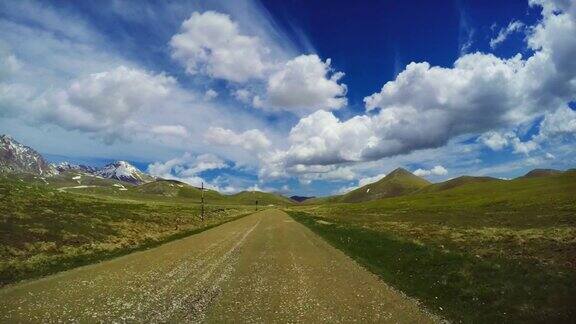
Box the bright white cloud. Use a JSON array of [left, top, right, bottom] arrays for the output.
[[260, 110, 373, 178], [41, 66, 175, 140], [183, 153, 228, 175], [264, 1, 576, 173], [413, 165, 448, 177], [260, 54, 347, 114], [490, 20, 525, 49], [511, 138, 539, 155], [205, 126, 271, 152], [2, 0, 576, 195], [480, 105, 576, 155], [170, 13, 347, 116], [147, 152, 228, 188], [170, 11, 269, 83], [538, 105, 576, 138], [479, 131, 512, 151], [0, 2, 275, 165]]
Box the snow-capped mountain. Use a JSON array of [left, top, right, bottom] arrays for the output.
[[1, 134, 155, 184], [0, 135, 56, 175], [95, 161, 154, 184], [53, 161, 98, 174]]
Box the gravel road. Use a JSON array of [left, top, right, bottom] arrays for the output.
[[0, 209, 437, 323]]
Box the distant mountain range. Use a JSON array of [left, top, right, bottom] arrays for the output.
[[0, 135, 297, 204], [307, 167, 574, 204], [54, 161, 98, 174], [94, 161, 154, 184], [1, 134, 572, 202], [0, 134, 152, 185]]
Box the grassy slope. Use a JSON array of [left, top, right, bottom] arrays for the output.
[[417, 175, 502, 193], [42, 174, 294, 207], [521, 168, 563, 178], [0, 177, 254, 286], [307, 168, 430, 204], [286, 173, 576, 323], [340, 168, 430, 203]]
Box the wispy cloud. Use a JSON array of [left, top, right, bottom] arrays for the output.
[[458, 6, 475, 55], [490, 20, 525, 49]]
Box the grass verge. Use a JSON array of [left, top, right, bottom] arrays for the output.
[[0, 177, 255, 286], [2, 211, 254, 287], [288, 210, 576, 323]]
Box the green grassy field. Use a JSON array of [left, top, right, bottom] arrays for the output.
[[37, 171, 294, 207], [0, 177, 256, 286], [286, 172, 576, 322]]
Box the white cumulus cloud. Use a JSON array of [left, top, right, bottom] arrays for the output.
[[147, 153, 228, 188], [205, 126, 271, 152], [260, 54, 347, 114], [479, 131, 512, 151], [263, 1, 576, 172], [42, 66, 176, 140], [170, 11, 269, 83], [413, 165, 448, 177]]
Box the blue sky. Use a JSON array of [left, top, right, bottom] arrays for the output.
[[0, 0, 575, 196]]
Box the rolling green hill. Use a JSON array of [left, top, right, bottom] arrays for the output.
[[520, 168, 562, 178], [44, 175, 293, 206], [417, 175, 502, 193], [131, 179, 224, 202], [335, 168, 431, 203]]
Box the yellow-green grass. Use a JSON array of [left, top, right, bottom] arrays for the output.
[[43, 174, 294, 207], [286, 172, 576, 322], [0, 177, 254, 286]]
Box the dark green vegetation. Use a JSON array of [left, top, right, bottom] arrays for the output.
[[0, 177, 257, 286], [287, 171, 576, 323]]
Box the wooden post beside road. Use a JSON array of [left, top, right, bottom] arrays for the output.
[[201, 182, 205, 221]]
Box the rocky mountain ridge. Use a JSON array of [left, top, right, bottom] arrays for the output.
[[0, 135, 56, 175], [0, 134, 153, 184]]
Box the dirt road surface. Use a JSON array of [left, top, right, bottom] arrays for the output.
[[0, 209, 437, 323]]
